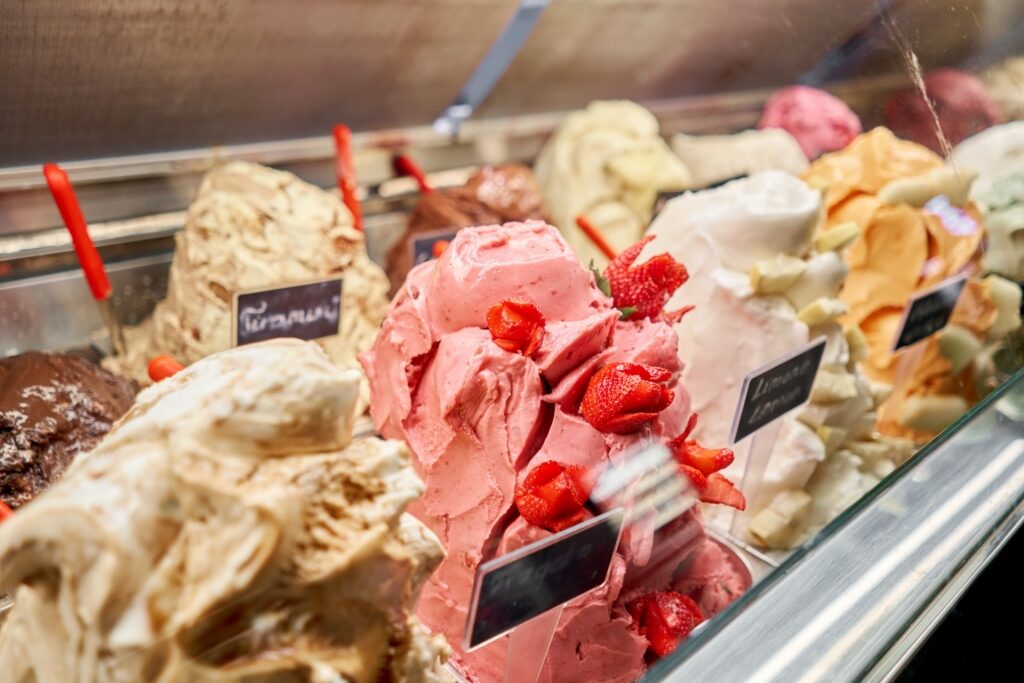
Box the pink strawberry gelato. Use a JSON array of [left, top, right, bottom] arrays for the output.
[[758, 85, 863, 159], [361, 221, 750, 682]]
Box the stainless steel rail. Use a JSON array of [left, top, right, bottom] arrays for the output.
[[651, 371, 1024, 683]]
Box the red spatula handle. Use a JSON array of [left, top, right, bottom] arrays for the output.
[[43, 163, 111, 300]]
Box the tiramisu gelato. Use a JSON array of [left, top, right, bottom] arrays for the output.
[[805, 127, 1021, 441], [642, 171, 912, 549], [361, 221, 748, 681], [535, 101, 691, 266], [757, 85, 862, 160], [884, 69, 1000, 154], [672, 129, 808, 189], [386, 164, 548, 293], [105, 161, 390, 405], [0, 351, 135, 510], [0, 339, 448, 682]]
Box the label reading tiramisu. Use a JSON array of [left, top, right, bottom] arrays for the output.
[[730, 337, 826, 444], [232, 277, 343, 347]]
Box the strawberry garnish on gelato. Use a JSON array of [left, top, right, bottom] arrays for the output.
[[487, 297, 546, 356], [514, 460, 592, 532], [668, 414, 746, 510], [627, 591, 705, 657], [605, 235, 690, 322], [360, 221, 750, 682], [581, 362, 674, 434]]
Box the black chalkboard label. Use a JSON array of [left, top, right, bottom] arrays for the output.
[[464, 508, 624, 650], [729, 337, 827, 445], [892, 275, 967, 352], [410, 228, 459, 268], [231, 277, 343, 347]]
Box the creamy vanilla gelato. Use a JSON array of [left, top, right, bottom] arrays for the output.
[[105, 162, 390, 409], [642, 171, 913, 549], [672, 129, 808, 189], [0, 339, 448, 682], [535, 100, 691, 266]]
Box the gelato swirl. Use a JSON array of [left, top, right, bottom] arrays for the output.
[[361, 221, 747, 682], [535, 101, 691, 266], [0, 339, 448, 682], [105, 161, 390, 409]]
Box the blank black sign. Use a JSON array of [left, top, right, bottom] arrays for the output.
[[233, 278, 343, 347], [410, 228, 459, 268], [893, 275, 967, 351], [730, 338, 827, 444], [464, 508, 624, 650]]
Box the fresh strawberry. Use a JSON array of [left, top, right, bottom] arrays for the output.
[[581, 363, 674, 434], [432, 239, 450, 259], [627, 591, 704, 657], [148, 354, 184, 382], [701, 474, 746, 510], [0, 501, 12, 521], [515, 461, 591, 532], [487, 298, 546, 356], [671, 439, 734, 477], [605, 236, 689, 321], [678, 464, 707, 492], [666, 414, 744, 509]]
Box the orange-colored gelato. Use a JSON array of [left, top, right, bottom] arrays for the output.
[[805, 128, 996, 441]]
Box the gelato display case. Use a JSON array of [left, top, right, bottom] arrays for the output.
[[3, 1, 1024, 681]]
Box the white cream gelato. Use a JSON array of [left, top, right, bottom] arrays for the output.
[[105, 161, 390, 409], [672, 129, 808, 189], [642, 171, 913, 550], [0, 339, 448, 683], [535, 100, 691, 266], [949, 121, 1024, 198]]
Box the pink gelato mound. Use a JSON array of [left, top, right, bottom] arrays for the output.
[[360, 221, 749, 682], [758, 85, 862, 159], [884, 68, 999, 154]]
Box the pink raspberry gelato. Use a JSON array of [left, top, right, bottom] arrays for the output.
[[360, 221, 749, 682], [758, 85, 862, 159]]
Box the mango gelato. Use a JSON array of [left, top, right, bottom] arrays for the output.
[[805, 127, 1020, 441]]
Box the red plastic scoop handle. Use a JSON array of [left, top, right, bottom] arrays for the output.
[[332, 124, 364, 232], [575, 214, 618, 261], [43, 163, 112, 301], [0, 501, 12, 521], [392, 154, 434, 193]]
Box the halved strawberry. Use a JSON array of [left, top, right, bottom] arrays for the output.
[[581, 363, 674, 434], [605, 236, 690, 321], [627, 591, 704, 657], [515, 461, 592, 532], [487, 297, 546, 356], [701, 474, 746, 510]]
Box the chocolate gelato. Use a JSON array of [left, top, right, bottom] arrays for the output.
[[0, 352, 135, 509], [386, 164, 548, 293]]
